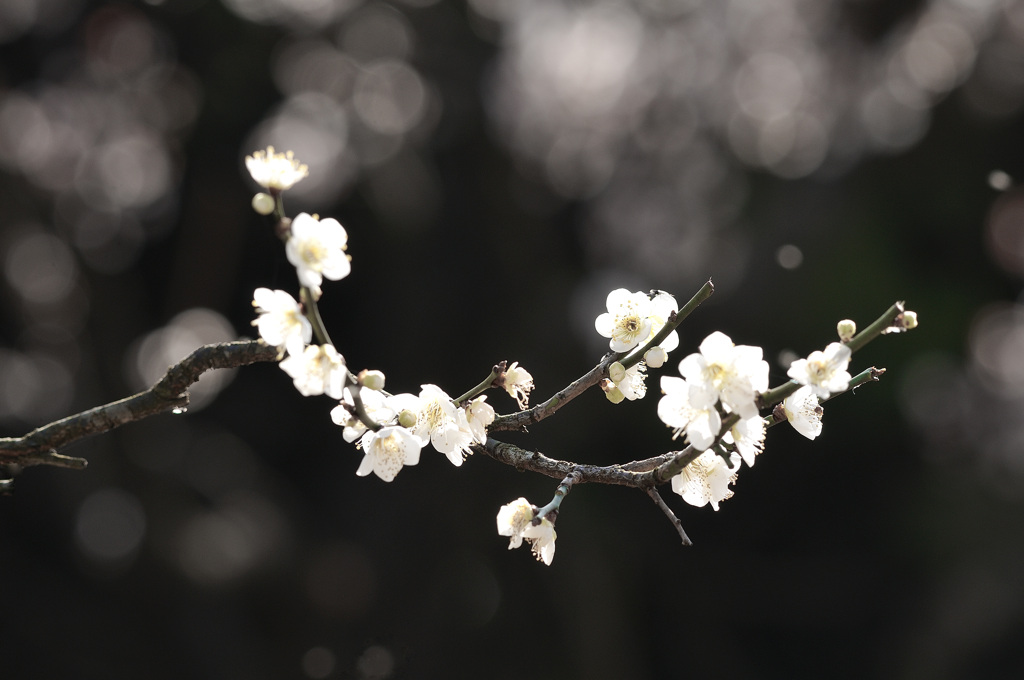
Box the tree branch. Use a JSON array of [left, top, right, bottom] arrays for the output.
[[0, 340, 279, 470]]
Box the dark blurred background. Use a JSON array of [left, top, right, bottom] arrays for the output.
[[2, 0, 1024, 678]]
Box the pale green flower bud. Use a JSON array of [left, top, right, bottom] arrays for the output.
[[608, 361, 626, 383], [644, 346, 668, 368], [600, 378, 625, 404], [398, 409, 418, 429], [901, 310, 918, 330], [359, 369, 386, 391], [252, 192, 275, 215], [836, 319, 856, 342]]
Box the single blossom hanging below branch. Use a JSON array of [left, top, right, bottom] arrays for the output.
[[1, 146, 920, 569]]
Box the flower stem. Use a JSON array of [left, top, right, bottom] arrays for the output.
[[535, 469, 583, 521], [300, 287, 334, 347], [846, 301, 905, 354], [454, 363, 505, 405]]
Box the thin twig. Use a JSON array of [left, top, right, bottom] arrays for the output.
[[646, 487, 692, 546]]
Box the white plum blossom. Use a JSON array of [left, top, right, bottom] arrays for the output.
[[724, 414, 767, 468], [787, 342, 852, 399], [645, 290, 680, 352], [286, 212, 351, 293], [671, 450, 740, 511], [678, 331, 769, 419], [245, 146, 308, 191], [783, 385, 824, 439], [251, 287, 312, 358], [408, 384, 475, 466], [613, 361, 648, 401], [496, 498, 556, 565], [595, 289, 654, 352], [279, 344, 347, 399], [465, 395, 495, 443], [503, 361, 535, 409], [355, 425, 422, 482], [331, 386, 394, 443], [523, 517, 557, 565], [657, 376, 721, 451]]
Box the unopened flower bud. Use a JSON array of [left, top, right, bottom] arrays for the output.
[[398, 409, 418, 429], [836, 319, 856, 342], [359, 369, 386, 391], [901, 310, 918, 330], [252, 192, 275, 215], [644, 346, 668, 368], [600, 378, 625, 404], [608, 361, 626, 383]]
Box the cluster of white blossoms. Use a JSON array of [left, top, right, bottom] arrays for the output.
[[244, 147, 914, 568], [246, 148, 530, 485], [651, 318, 860, 511], [496, 497, 557, 565], [595, 289, 679, 402], [325, 382, 498, 482]]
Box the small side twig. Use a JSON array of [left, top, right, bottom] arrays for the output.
[[646, 486, 692, 546]]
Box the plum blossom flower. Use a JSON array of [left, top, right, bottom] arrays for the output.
[[286, 213, 351, 293], [595, 289, 654, 352], [678, 331, 769, 419], [330, 386, 394, 443], [465, 395, 495, 443], [355, 425, 422, 482], [245, 146, 309, 191], [279, 344, 347, 398], [787, 342, 852, 399], [612, 361, 647, 401], [251, 287, 312, 358], [724, 414, 766, 467], [783, 385, 824, 439], [503, 362, 535, 409], [657, 376, 721, 451], [671, 450, 740, 510], [645, 290, 680, 352], [496, 498, 557, 565], [407, 384, 474, 465]]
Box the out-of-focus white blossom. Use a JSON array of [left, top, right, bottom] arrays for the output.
[[657, 376, 721, 451], [286, 212, 351, 294], [355, 425, 422, 482], [251, 287, 312, 358], [245, 146, 309, 191], [671, 450, 739, 511], [902, 310, 918, 330], [279, 344, 347, 399], [503, 361, 535, 409], [783, 385, 824, 439], [678, 331, 769, 419], [787, 342, 852, 399]]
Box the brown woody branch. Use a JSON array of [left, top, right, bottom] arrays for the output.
[[0, 340, 279, 470]]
